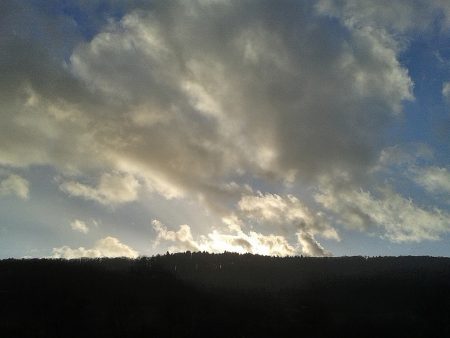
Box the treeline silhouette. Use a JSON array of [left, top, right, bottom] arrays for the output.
[[1, 253, 449, 337]]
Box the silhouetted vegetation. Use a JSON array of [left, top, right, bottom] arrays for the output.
[[1, 253, 450, 337]]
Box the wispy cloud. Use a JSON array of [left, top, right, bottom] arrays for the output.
[[0, 174, 29, 200], [70, 219, 89, 234], [52, 236, 138, 259], [60, 173, 140, 206]]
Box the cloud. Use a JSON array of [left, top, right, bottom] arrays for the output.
[[1, 1, 449, 255], [0, 174, 29, 200], [0, 2, 101, 171], [152, 219, 299, 257], [411, 166, 450, 196], [1, 0, 414, 190], [152, 217, 331, 257], [152, 220, 200, 252], [316, 186, 450, 242], [443, 82, 450, 100], [52, 236, 139, 259], [297, 232, 331, 257], [316, 0, 450, 33], [231, 191, 339, 256], [237, 192, 339, 240], [376, 144, 433, 168], [60, 172, 140, 205], [374, 144, 449, 199], [70, 219, 89, 234], [2, 0, 413, 255]]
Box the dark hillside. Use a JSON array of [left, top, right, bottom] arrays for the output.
[[1, 254, 449, 337]]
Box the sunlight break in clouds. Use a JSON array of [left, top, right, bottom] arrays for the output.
[[152, 219, 298, 257], [152, 209, 333, 257]]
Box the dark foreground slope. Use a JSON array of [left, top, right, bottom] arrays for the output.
[[1, 253, 449, 338]]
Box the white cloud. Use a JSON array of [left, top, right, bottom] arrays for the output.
[[237, 192, 339, 241], [70, 219, 89, 234], [316, 186, 450, 242], [443, 82, 450, 100], [152, 219, 298, 257], [374, 145, 449, 199], [316, 0, 450, 33], [411, 166, 450, 196], [52, 236, 139, 259], [234, 192, 339, 256], [297, 232, 331, 257], [60, 172, 140, 205], [238, 193, 307, 224], [0, 174, 29, 200], [152, 220, 200, 252], [152, 218, 330, 257], [375, 144, 433, 169]]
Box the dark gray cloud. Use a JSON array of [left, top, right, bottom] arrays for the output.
[[1, 0, 412, 178], [65, 0, 412, 186]]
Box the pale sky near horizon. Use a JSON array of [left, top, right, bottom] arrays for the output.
[[0, 0, 449, 258]]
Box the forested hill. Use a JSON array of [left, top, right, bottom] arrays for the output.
[[1, 254, 450, 338], [150, 252, 450, 290]]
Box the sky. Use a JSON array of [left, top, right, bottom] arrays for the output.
[[0, 0, 449, 259]]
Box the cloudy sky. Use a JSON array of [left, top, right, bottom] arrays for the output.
[[1, 0, 449, 258]]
